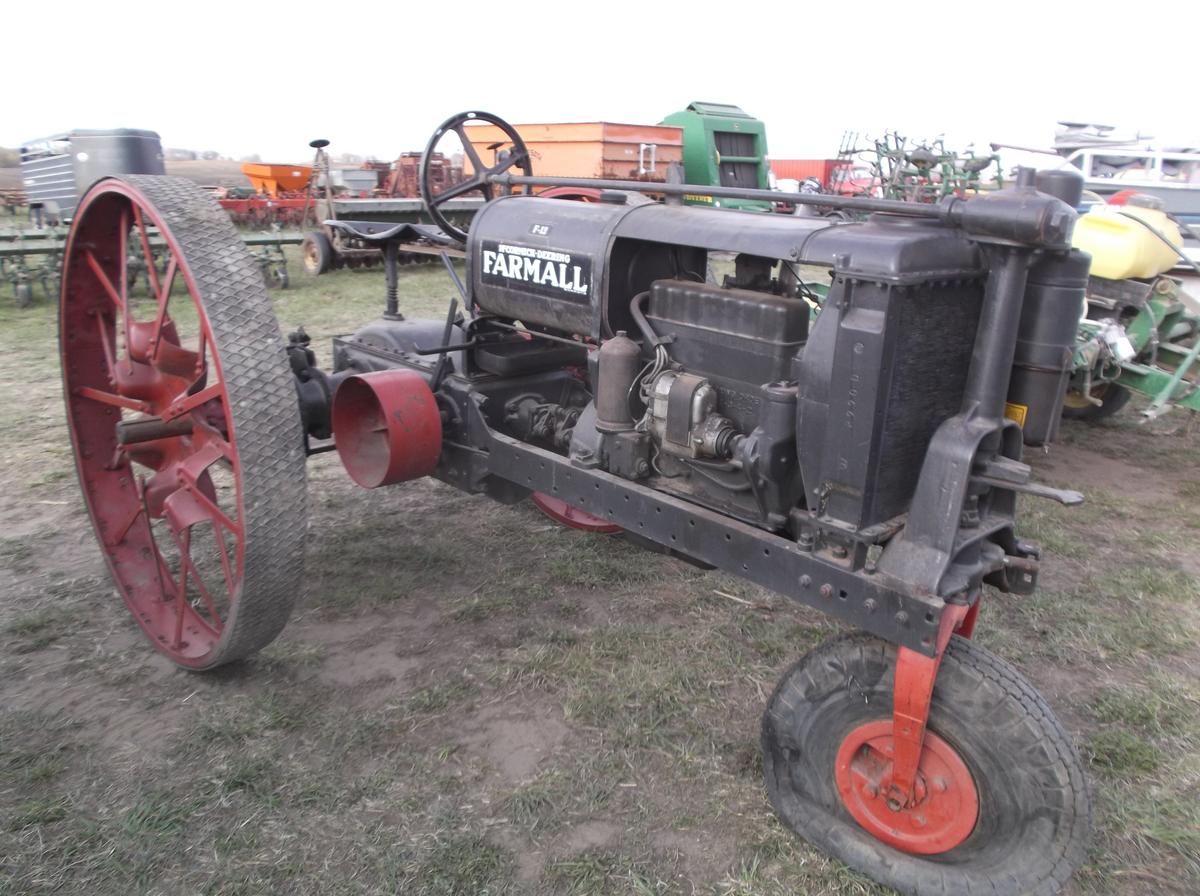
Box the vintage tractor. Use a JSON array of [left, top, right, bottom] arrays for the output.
[[58, 111, 1093, 895]]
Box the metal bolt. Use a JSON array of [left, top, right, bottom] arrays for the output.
[[933, 777, 948, 793], [799, 575, 811, 588], [895, 610, 909, 625], [913, 814, 927, 828], [886, 798, 903, 812], [820, 584, 833, 598], [863, 598, 877, 613], [831, 544, 848, 559]]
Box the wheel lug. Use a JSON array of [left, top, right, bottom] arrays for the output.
[[933, 777, 949, 793], [913, 814, 927, 827], [886, 798, 903, 812]]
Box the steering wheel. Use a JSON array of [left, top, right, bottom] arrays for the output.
[[419, 111, 533, 242]]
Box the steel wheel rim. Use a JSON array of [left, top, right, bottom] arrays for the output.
[[61, 181, 246, 667], [303, 240, 320, 272], [834, 719, 979, 855], [1062, 382, 1110, 410]]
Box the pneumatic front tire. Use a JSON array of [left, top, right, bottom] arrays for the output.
[[761, 633, 1090, 896]]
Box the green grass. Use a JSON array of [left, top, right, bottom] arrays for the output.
[[1086, 729, 1163, 775], [3, 221, 1200, 894], [3, 606, 79, 653]]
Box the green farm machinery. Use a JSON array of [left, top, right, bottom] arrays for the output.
[[1, 226, 298, 307], [830, 131, 1004, 203], [820, 139, 1200, 427]]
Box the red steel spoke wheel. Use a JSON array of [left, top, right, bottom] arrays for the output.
[[834, 719, 978, 854], [761, 634, 1090, 896], [530, 492, 622, 534], [60, 175, 307, 670]]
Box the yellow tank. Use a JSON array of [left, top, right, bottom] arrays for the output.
[[1071, 203, 1183, 280]]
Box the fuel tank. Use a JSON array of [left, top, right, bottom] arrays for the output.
[[466, 195, 636, 336]]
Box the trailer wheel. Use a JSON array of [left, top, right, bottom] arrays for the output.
[[60, 175, 307, 670], [1062, 382, 1131, 421], [762, 633, 1089, 896], [301, 230, 333, 276], [264, 265, 289, 290]]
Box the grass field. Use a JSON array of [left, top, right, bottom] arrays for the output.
[[1, 242, 1198, 895]]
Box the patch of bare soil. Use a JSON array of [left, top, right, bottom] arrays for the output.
[[2, 274, 1198, 894]]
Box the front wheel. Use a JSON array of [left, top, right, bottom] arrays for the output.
[[1062, 381, 1131, 421], [761, 633, 1090, 896]]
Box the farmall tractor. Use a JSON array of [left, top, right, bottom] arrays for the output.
[[59, 112, 1093, 895]]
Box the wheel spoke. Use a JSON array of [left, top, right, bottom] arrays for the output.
[[431, 176, 488, 204], [133, 204, 161, 298], [148, 257, 177, 365], [75, 386, 151, 413], [174, 445, 242, 535], [212, 519, 236, 601], [118, 208, 131, 352], [108, 498, 145, 548], [96, 312, 119, 385], [174, 526, 225, 633], [172, 528, 189, 648], [162, 382, 224, 422], [488, 147, 530, 177], [453, 124, 486, 174], [84, 249, 124, 312]]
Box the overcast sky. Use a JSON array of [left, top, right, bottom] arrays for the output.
[[6, 0, 1195, 166]]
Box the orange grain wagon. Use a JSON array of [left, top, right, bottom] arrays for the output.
[[462, 121, 683, 184]]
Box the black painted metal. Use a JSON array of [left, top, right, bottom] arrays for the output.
[[492, 173, 946, 218], [1008, 250, 1091, 445], [477, 407, 946, 655], [310, 166, 1085, 663]]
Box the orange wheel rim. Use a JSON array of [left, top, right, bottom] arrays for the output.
[[835, 719, 979, 854]]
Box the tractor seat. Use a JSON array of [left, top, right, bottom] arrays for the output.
[[325, 220, 458, 246]]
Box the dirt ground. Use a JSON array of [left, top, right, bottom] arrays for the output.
[[1, 247, 1198, 896]]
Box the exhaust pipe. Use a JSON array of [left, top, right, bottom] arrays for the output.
[[331, 370, 442, 488]]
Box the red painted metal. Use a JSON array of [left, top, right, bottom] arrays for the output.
[[833, 600, 978, 854], [888, 602, 969, 802], [530, 493, 622, 533], [539, 186, 603, 202], [60, 181, 244, 668], [332, 370, 442, 488], [956, 597, 981, 639], [835, 719, 979, 854], [217, 196, 315, 228], [769, 159, 849, 184]]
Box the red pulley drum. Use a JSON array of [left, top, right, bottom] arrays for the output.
[[332, 370, 442, 488]]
